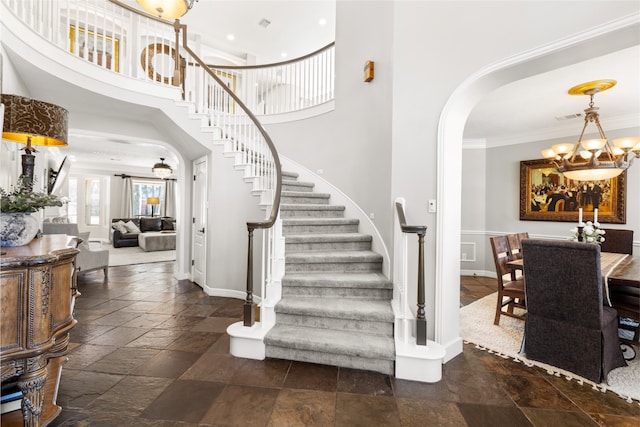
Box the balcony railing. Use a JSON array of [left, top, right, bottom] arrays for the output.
[[2, 0, 335, 116]]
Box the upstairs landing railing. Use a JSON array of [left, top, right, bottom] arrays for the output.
[[2, 0, 289, 326], [2, 0, 334, 117], [395, 200, 428, 346]]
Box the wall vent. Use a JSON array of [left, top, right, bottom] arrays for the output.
[[555, 113, 583, 121]]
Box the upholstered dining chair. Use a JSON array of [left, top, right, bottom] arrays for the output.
[[599, 228, 634, 255], [521, 239, 626, 383], [489, 235, 526, 325]]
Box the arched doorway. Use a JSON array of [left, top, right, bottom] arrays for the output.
[[434, 16, 640, 360]]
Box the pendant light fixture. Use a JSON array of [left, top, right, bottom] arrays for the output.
[[152, 157, 173, 178], [135, 0, 198, 19], [541, 80, 640, 181]]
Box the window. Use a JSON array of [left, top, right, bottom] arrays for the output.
[[85, 178, 102, 225], [68, 177, 78, 223], [133, 180, 165, 217]]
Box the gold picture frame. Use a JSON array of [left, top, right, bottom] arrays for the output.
[[70, 26, 119, 72], [208, 69, 237, 113], [519, 158, 626, 224]]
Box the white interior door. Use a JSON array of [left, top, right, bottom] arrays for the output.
[[191, 157, 207, 287]]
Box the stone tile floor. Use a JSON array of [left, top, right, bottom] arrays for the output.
[[42, 265, 640, 426]]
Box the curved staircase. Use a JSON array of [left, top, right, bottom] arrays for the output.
[[265, 172, 395, 375]]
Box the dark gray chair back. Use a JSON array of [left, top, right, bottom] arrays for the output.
[[599, 228, 634, 255], [521, 239, 626, 383]]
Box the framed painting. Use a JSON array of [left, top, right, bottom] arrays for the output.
[[70, 26, 119, 72], [519, 158, 626, 224]]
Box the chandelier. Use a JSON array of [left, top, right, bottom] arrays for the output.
[[541, 80, 640, 181], [152, 158, 173, 178], [136, 0, 198, 19]]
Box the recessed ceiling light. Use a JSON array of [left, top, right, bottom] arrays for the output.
[[318, 18, 327, 26], [227, 34, 235, 41], [281, 52, 287, 58]]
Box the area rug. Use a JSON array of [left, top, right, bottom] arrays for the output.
[[105, 244, 176, 267], [460, 293, 640, 403]]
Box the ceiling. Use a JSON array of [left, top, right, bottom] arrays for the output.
[[464, 46, 640, 148], [8, 1, 639, 172]]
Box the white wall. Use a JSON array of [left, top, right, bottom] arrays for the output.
[[460, 144, 488, 275], [265, 0, 395, 249], [206, 144, 265, 297]]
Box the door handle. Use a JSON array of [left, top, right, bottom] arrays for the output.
[[199, 227, 205, 233]]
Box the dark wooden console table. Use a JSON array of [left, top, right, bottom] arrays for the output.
[[1, 235, 80, 427]]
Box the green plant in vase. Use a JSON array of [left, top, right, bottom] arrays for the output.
[[1, 176, 63, 247]]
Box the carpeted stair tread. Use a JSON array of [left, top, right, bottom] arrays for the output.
[[282, 191, 331, 199], [265, 324, 395, 360], [280, 204, 345, 212], [275, 297, 394, 322], [283, 218, 359, 226], [265, 346, 394, 375], [285, 233, 371, 243], [286, 250, 382, 264], [282, 180, 315, 189], [282, 272, 392, 289], [282, 171, 298, 181]]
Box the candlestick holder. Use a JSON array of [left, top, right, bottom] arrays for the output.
[[577, 225, 584, 242]]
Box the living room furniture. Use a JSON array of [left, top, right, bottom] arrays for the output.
[[0, 235, 79, 426], [521, 239, 627, 383], [42, 223, 109, 276], [139, 231, 177, 252], [489, 235, 526, 325], [111, 217, 176, 248]]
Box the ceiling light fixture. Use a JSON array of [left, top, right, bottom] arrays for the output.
[[152, 157, 173, 178], [136, 0, 198, 19], [542, 80, 640, 181], [2, 94, 69, 185]]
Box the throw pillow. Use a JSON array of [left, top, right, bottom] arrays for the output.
[[161, 218, 175, 231], [78, 232, 91, 249], [112, 220, 128, 234], [123, 220, 141, 234], [140, 217, 162, 232]]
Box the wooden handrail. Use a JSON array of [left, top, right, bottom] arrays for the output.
[[177, 20, 282, 327], [395, 202, 427, 346]]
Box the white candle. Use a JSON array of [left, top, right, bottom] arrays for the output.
[[594, 208, 598, 223], [578, 208, 583, 224]]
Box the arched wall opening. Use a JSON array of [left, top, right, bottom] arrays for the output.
[[435, 14, 640, 360]]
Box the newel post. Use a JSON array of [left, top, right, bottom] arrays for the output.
[[416, 231, 427, 346], [244, 227, 255, 326]]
